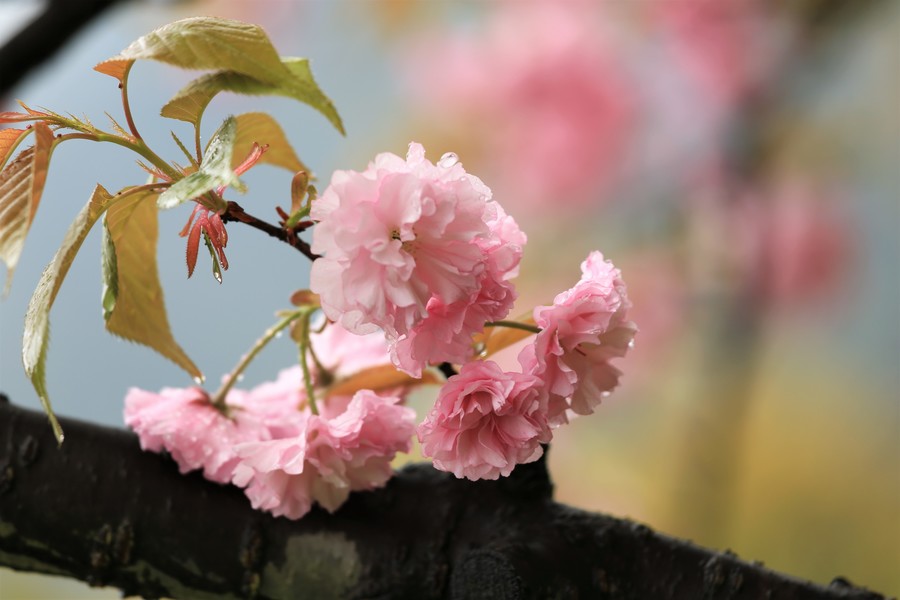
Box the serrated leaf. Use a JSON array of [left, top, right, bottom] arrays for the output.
[[23, 185, 121, 443], [0, 122, 54, 294], [95, 17, 287, 88], [232, 112, 308, 173], [157, 116, 240, 210], [326, 364, 441, 398], [1, 128, 32, 171], [104, 191, 202, 379], [160, 57, 344, 135]]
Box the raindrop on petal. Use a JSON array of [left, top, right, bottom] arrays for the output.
[[437, 152, 459, 168]]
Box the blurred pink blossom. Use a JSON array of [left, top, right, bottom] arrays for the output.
[[521, 252, 637, 426], [310, 142, 523, 377], [403, 0, 634, 211], [308, 319, 394, 381], [728, 180, 853, 309], [418, 360, 550, 481], [653, 0, 778, 111]]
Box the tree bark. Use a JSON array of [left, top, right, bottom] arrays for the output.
[[0, 395, 889, 600], [0, 0, 123, 99]]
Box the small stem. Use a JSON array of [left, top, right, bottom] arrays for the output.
[[119, 63, 142, 141], [484, 320, 541, 335], [222, 201, 319, 261], [298, 311, 319, 415], [210, 311, 304, 411]]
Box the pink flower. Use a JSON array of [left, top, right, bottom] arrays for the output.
[[310, 142, 524, 377], [521, 252, 637, 426], [233, 391, 415, 519], [391, 201, 525, 375], [417, 360, 550, 481], [308, 319, 394, 381], [124, 386, 260, 483]]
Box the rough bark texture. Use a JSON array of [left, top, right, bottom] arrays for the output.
[[0, 395, 889, 600]]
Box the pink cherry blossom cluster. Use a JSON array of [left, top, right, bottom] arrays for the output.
[[125, 326, 416, 520], [125, 142, 635, 517], [417, 251, 636, 480], [312, 143, 636, 481]]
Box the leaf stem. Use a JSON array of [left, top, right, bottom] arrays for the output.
[[484, 320, 541, 335], [119, 63, 142, 141], [210, 310, 305, 412], [297, 310, 319, 416]]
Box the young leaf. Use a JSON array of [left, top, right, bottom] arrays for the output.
[[160, 57, 344, 135], [103, 191, 202, 379], [0, 127, 32, 171], [232, 112, 309, 174], [95, 17, 287, 88], [157, 116, 240, 210], [0, 122, 54, 294], [23, 185, 121, 444], [326, 364, 441, 398], [482, 318, 539, 357]]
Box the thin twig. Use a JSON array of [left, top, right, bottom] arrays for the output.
[[222, 201, 319, 261]]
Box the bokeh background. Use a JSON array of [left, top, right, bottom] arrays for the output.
[[1, 0, 897, 597]]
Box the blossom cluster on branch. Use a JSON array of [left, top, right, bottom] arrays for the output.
[[0, 17, 635, 521], [126, 143, 636, 518]]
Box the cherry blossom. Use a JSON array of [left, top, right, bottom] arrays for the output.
[[310, 142, 524, 377], [233, 391, 415, 519], [418, 360, 550, 481], [521, 252, 637, 426]]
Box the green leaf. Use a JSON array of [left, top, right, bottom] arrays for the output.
[[95, 17, 287, 88], [232, 112, 309, 174], [23, 185, 121, 444], [157, 116, 240, 210], [103, 190, 202, 379], [0, 122, 54, 294], [160, 57, 344, 135]]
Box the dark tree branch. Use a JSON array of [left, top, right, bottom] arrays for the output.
[[0, 395, 888, 600], [222, 201, 319, 261], [0, 0, 123, 99]]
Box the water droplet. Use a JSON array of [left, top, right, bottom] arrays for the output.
[[274, 331, 284, 339], [236, 374, 245, 382], [437, 152, 459, 168], [213, 271, 223, 284], [601, 391, 611, 398], [193, 375, 205, 385], [627, 339, 635, 349]]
